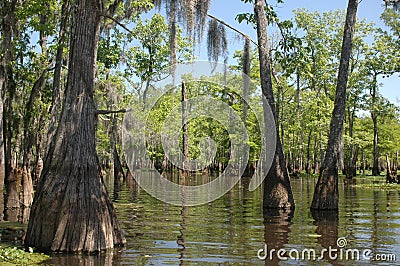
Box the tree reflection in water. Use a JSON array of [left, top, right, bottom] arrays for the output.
[[263, 208, 293, 265]]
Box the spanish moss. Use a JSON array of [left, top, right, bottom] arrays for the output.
[[194, 0, 210, 42], [153, 0, 211, 71], [207, 18, 228, 64]]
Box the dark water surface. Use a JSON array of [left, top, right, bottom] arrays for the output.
[[12, 175, 400, 265]]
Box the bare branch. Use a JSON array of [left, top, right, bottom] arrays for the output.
[[101, 14, 134, 35], [96, 109, 127, 115]]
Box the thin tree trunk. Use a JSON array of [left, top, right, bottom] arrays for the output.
[[168, 0, 177, 77], [111, 112, 125, 183], [0, 36, 6, 192], [311, 0, 358, 210], [242, 38, 251, 122], [47, 0, 70, 146], [371, 74, 380, 176], [22, 73, 46, 170], [0, 2, 7, 189], [386, 155, 396, 183], [2, 0, 17, 187], [306, 130, 312, 174], [2, 2, 19, 226], [180, 81, 189, 177], [0, 90, 4, 191], [254, 0, 294, 209], [25, 0, 125, 252]]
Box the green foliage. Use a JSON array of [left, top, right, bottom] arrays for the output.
[[140, 71, 263, 167], [0, 246, 49, 265], [123, 14, 193, 83]]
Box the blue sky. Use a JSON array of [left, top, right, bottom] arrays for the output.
[[206, 0, 399, 106]]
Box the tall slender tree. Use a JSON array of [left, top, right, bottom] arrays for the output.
[[254, 0, 294, 209], [0, 0, 15, 191], [311, 0, 358, 210], [25, 0, 125, 252], [1, 0, 17, 193]]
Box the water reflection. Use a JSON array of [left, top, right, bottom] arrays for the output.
[[0, 175, 399, 265], [44, 250, 122, 266], [177, 176, 189, 265], [262, 208, 293, 265], [311, 210, 341, 265]]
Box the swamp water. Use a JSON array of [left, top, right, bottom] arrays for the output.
[[2, 175, 400, 265]]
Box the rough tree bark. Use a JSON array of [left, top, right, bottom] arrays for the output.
[[311, 0, 358, 210], [25, 0, 126, 252], [254, 0, 294, 209]]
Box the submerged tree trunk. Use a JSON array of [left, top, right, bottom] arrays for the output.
[[311, 0, 358, 210], [25, 0, 125, 252], [254, 0, 294, 209]]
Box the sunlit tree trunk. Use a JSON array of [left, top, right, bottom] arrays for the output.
[[254, 0, 294, 209], [25, 0, 126, 252], [311, 0, 358, 210]]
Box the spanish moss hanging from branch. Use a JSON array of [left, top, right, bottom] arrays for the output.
[[207, 18, 228, 64], [153, 0, 211, 73], [193, 0, 210, 43], [181, 0, 196, 35]]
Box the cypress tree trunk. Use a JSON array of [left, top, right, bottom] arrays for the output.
[[25, 0, 125, 252], [311, 0, 358, 210], [254, 0, 294, 209]]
